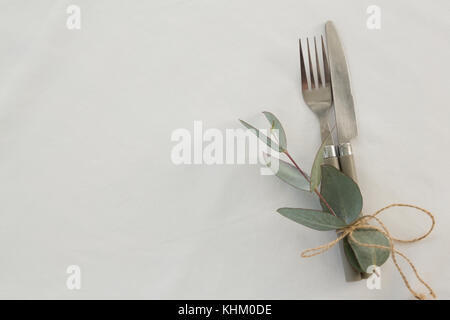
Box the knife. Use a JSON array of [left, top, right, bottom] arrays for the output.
[[325, 21, 362, 282], [325, 21, 358, 184]]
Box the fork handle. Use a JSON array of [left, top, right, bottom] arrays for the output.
[[337, 142, 363, 281], [338, 143, 357, 182], [323, 145, 340, 169]]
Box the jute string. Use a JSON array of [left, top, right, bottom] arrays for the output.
[[301, 203, 436, 300]]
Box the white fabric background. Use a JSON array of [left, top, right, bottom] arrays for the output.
[[0, 0, 449, 299]]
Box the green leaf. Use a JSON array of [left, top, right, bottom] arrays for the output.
[[343, 236, 364, 273], [264, 154, 310, 191], [277, 208, 348, 231], [239, 119, 282, 152], [320, 165, 363, 224], [347, 228, 390, 272], [310, 134, 332, 192], [262, 111, 287, 151]]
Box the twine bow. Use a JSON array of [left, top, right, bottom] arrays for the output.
[[301, 203, 436, 300]]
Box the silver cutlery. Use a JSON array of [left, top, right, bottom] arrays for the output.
[[299, 22, 361, 282], [325, 21, 362, 281]]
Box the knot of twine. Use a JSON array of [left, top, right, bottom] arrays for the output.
[[301, 203, 436, 300]]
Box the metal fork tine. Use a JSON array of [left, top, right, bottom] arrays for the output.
[[306, 38, 316, 89], [299, 39, 308, 91], [314, 37, 322, 88], [321, 35, 331, 86], [300, 33, 332, 145], [306, 38, 315, 89]]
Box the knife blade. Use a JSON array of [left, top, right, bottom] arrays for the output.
[[326, 21, 359, 185], [325, 21, 357, 144]]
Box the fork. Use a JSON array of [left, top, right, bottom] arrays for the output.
[[300, 35, 361, 282], [299, 37, 339, 169]]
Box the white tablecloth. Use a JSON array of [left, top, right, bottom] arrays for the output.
[[0, 0, 449, 299]]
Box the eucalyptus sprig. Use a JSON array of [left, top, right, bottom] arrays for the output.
[[240, 112, 390, 273], [240, 112, 337, 216]]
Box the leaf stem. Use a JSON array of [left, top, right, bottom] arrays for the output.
[[284, 151, 337, 217]]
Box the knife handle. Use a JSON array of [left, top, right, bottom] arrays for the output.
[[338, 240, 362, 282], [338, 143, 357, 182], [322, 145, 340, 170], [323, 144, 361, 281]]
